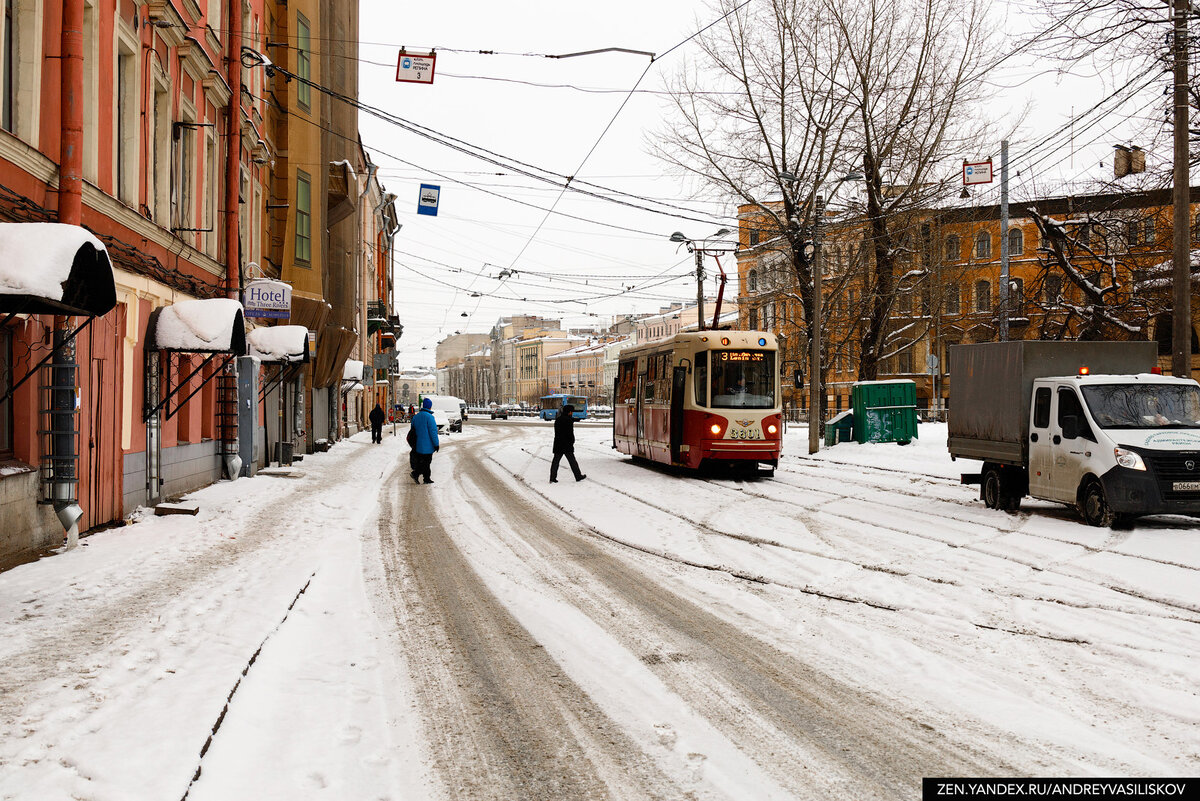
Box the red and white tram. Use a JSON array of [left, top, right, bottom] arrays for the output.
[[613, 331, 782, 472]]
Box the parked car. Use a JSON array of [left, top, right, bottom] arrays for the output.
[[421, 395, 464, 433], [490, 405, 508, 419]]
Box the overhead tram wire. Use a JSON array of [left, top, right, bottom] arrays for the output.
[[242, 87, 677, 238], [239, 58, 738, 229]]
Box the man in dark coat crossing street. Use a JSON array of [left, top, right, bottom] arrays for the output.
[[550, 404, 586, 483]]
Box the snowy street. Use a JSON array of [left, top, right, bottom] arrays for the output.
[[1, 421, 1197, 800]]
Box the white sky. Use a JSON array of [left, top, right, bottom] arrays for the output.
[[356, 1, 1165, 369]]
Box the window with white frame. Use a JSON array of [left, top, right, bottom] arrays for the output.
[[82, 0, 97, 182], [974, 231, 991, 259], [152, 76, 170, 223], [115, 31, 138, 204], [205, 133, 217, 255], [0, 0, 41, 144]]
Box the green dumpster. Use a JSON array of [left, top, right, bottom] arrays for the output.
[[825, 410, 854, 446], [851, 380, 918, 445]]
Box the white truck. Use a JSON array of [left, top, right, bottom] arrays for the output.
[[420, 394, 464, 433], [948, 341, 1200, 526]]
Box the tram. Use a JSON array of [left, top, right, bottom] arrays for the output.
[[613, 331, 782, 472]]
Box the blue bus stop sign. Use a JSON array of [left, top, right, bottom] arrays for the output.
[[417, 184, 440, 216]]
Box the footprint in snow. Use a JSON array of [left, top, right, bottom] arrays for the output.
[[653, 723, 677, 749], [337, 725, 362, 744]]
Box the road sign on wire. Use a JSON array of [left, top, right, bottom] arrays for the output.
[[417, 184, 440, 217], [962, 159, 993, 185], [396, 50, 436, 84]]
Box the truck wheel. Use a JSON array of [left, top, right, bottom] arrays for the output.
[[982, 467, 1004, 510], [1079, 479, 1115, 527]]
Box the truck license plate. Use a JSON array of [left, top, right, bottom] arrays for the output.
[[1173, 481, 1200, 491]]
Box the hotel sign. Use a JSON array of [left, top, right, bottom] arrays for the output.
[[243, 279, 291, 319]]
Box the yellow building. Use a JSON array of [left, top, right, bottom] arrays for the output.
[[738, 187, 1200, 416]]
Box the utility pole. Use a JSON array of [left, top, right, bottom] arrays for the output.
[[1172, 0, 1192, 377], [809, 194, 824, 455], [999, 140, 1010, 342], [694, 247, 706, 331]]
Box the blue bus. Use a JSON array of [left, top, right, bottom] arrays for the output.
[[539, 394, 588, 421]]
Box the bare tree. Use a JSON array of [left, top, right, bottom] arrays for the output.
[[658, 0, 999, 422], [823, 0, 997, 379], [1026, 207, 1164, 340], [654, 0, 858, 421]]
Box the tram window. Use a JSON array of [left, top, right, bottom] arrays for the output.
[[710, 350, 776, 409], [617, 361, 636, 403], [694, 351, 708, 407]]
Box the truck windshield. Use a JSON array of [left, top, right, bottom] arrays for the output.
[[710, 350, 775, 409], [1081, 384, 1200, 428]]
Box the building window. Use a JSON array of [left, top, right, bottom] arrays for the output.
[[2, 0, 13, 132], [975, 280, 991, 312], [1007, 277, 1024, 315], [747, 268, 757, 292], [896, 342, 913, 374], [116, 42, 137, 204], [897, 290, 912, 314], [295, 170, 312, 263], [974, 231, 991, 259], [944, 282, 960, 314], [749, 229, 759, 246], [748, 306, 758, 329], [152, 77, 170, 223], [0, 325, 10, 456], [297, 14, 311, 109], [1143, 217, 1155, 246], [1044, 273, 1062, 304], [205, 134, 217, 256], [1007, 227, 1023, 256], [173, 119, 195, 232]]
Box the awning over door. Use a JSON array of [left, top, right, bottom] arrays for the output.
[[150, 298, 247, 355], [0, 222, 116, 316], [247, 325, 310, 364]]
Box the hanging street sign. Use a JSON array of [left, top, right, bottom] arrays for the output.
[[417, 184, 440, 217], [962, 159, 994, 185], [396, 50, 436, 85], [243, 278, 291, 319]]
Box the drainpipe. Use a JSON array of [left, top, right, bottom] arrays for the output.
[[53, 0, 85, 546], [224, 0, 244, 479]]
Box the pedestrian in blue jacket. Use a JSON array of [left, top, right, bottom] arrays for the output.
[[408, 397, 440, 484]]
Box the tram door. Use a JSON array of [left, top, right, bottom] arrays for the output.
[[670, 366, 686, 463], [635, 372, 646, 455]]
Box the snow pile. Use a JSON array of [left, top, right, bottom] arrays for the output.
[[0, 222, 107, 301], [247, 325, 308, 362], [154, 298, 243, 352]]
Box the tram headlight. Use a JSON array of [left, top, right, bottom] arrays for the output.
[[710, 423, 722, 435], [767, 423, 777, 435]]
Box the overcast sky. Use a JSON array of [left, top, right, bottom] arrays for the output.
[[356, 0, 1158, 369]]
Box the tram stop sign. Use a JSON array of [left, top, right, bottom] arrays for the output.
[[396, 51, 436, 84]]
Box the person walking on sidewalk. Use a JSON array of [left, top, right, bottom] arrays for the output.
[[550, 404, 586, 483], [408, 397, 440, 484], [369, 403, 385, 443]]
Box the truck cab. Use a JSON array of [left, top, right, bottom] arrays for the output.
[[1025, 374, 1200, 525]]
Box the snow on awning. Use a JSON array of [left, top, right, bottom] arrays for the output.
[[342, 359, 364, 381], [151, 298, 247, 354], [247, 324, 309, 363], [0, 222, 116, 316]]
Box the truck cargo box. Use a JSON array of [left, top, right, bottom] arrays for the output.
[[947, 341, 1157, 465]]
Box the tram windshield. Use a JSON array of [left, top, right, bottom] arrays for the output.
[[709, 350, 775, 409]]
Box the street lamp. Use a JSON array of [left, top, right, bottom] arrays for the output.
[[670, 228, 733, 331], [783, 171, 862, 455]]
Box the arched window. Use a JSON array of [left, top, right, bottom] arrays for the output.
[[944, 283, 961, 314], [975, 280, 992, 312], [975, 231, 992, 259], [945, 235, 960, 262], [1007, 277, 1024, 315], [747, 268, 757, 292], [1044, 273, 1062, 305], [1007, 228, 1023, 256]]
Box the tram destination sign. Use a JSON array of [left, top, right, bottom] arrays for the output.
[[719, 351, 766, 362]]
